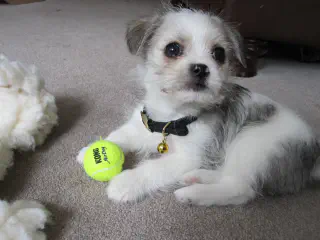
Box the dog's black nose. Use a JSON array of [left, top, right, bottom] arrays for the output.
[[190, 64, 210, 80]]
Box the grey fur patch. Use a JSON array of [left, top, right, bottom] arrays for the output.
[[216, 82, 250, 124], [202, 83, 253, 168], [246, 103, 276, 123], [263, 139, 320, 195], [126, 16, 162, 58], [201, 83, 278, 170], [215, 83, 277, 127]]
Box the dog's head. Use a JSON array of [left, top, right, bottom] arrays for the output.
[[126, 6, 245, 108]]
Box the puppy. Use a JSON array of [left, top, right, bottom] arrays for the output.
[[78, 7, 320, 206]]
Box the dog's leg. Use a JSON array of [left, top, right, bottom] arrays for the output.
[[180, 169, 222, 185], [76, 120, 139, 164], [106, 118, 142, 154], [175, 122, 274, 206], [107, 152, 199, 202], [174, 131, 265, 206], [176, 111, 304, 206], [175, 177, 256, 206], [76, 146, 89, 164], [76, 108, 145, 164]]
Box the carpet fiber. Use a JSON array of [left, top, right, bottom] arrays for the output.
[[0, 0, 320, 239]]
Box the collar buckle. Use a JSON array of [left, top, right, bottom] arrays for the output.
[[140, 111, 152, 132]]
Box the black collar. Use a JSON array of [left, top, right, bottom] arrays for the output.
[[140, 108, 198, 136]]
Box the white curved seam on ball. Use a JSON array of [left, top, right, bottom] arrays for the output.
[[91, 161, 123, 177]]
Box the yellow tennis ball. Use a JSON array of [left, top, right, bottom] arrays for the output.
[[83, 140, 124, 182]]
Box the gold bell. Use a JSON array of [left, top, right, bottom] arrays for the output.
[[157, 140, 169, 154], [157, 121, 171, 154]]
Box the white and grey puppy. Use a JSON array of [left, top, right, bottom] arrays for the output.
[[77, 7, 320, 206]]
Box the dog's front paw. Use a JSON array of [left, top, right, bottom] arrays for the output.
[[107, 170, 144, 202], [174, 186, 196, 205], [174, 185, 211, 206], [76, 146, 88, 164]]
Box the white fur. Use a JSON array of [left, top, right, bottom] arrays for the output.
[[0, 200, 49, 240], [145, 10, 228, 110], [77, 9, 319, 205], [175, 98, 314, 205], [0, 54, 58, 238]]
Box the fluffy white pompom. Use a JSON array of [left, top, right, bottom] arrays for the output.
[[0, 200, 50, 240], [0, 54, 58, 150], [0, 54, 57, 239]]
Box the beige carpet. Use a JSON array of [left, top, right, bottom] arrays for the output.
[[1, 0, 320, 239]]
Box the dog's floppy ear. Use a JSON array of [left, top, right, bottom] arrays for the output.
[[126, 15, 160, 58], [223, 23, 246, 68]]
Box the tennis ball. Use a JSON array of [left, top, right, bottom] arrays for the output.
[[83, 140, 124, 182]]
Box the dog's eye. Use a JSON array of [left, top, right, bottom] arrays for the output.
[[164, 42, 183, 58], [211, 47, 225, 64]]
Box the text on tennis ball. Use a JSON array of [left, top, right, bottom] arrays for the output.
[[93, 147, 110, 164]]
